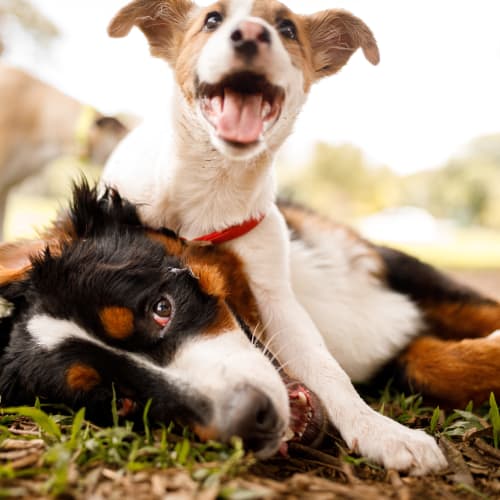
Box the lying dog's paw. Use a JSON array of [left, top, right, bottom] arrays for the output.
[[346, 411, 447, 475]]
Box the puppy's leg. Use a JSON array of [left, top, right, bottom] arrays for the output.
[[259, 291, 446, 474], [232, 207, 446, 474], [397, 334, 500, 408]]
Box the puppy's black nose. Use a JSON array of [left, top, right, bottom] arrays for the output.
[[229, 385, 280, 453], [231, 21, 271, 60]]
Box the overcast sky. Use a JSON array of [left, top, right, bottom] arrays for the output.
[[4, 0, 500, 174]]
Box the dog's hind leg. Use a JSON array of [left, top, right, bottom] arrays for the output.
[[396, 334, 500, 408], [378, 246, 500, 340]]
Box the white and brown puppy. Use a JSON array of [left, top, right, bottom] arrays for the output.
[[0, 63, 128, 240], [101, 0, 450, 473]]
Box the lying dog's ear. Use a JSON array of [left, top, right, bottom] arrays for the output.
[[306, 9, 379, 80], [0, 240, 47, 282], [108, 0, 195, 62], [0, 240, 47, 306]]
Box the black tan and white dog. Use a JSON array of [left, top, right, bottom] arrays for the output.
[[99, 0, 500, 474], [1, 184, 500, 470], [0, 184, 326, 458]]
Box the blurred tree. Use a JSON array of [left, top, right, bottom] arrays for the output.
[[0, 0, 59, 51], [278, 134, 500, 229], [278, 142, 400, 222], [403, 135, 500, 228]]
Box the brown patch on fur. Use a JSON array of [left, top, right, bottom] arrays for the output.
[[108, 0, 195, 62], [423, 302, 500, 340], [185, 256, 240, 335], [99, 306, 135, 339], [205, 301, 238, 336], [248, 0, 315, 91], [304, 9, 379, 79], [189, 262, 227, 298], [147, 230, 186, 257], [66, 363, 101, 392], [193, 423, 219, 441], [0, 266, 28, 287], [398, 335, 500, 408], [183, 243, 261, 336]]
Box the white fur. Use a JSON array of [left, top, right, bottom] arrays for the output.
[[102, 0, 447, 474], [289, 222, 423, 382]]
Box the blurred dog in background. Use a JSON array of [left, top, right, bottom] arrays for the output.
[[0, 63, 128, 240]]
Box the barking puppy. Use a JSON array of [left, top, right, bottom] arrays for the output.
[[101, 0, 500, 473], [0, 184, 326, 457]]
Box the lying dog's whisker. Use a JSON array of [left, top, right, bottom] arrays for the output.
[[261, 327, 289, 361], [275, 356, 301, 376]]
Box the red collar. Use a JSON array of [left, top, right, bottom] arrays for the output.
[[193, 214, 265, 245]]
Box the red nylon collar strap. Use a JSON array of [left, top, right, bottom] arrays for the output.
[[193, 214, 265, 245]]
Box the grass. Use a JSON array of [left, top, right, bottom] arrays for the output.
[[0, 403, 250, 498], [2, 386, 500, 499], [379, 227, 500, 269]]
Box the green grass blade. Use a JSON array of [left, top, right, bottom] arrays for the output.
[[1, 406, 61, 440], [489, 392, 500, 448]]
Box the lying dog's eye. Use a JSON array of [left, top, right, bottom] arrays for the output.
[[204, 11, 223, 32], [277, 19, 297, 40], [152, 297, 172, 327]]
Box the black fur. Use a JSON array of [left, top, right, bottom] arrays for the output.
[[377, 245, 496, 307]]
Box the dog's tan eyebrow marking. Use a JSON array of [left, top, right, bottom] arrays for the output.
[[99, 306, 135, 340], [66, 363, 101, 392], [146, 231, 185, 257]]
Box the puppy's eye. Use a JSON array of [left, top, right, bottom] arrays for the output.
[[277, 19, 297, 40], [204, 11, 223, 32], [152, 298, 172, 327]]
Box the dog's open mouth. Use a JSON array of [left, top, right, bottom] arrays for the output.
[[282, 375, 327, 452], [198, 72, 284, 146]]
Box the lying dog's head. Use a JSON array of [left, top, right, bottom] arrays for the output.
[[108, 0, 379, 160], [0, 183, 324, 456]]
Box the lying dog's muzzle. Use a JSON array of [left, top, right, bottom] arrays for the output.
[[194, 383, 285, 457]]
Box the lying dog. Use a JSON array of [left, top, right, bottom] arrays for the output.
[[1, 183, 499, 468], [0, 63, 128, 240], [0, 183, 326, 457]]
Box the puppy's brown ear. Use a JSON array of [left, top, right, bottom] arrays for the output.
[[108, 0, 195, 62], [306, 9, 379, 80]]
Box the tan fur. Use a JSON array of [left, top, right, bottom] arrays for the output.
[[108, 0, 195, 62], [399, 335, 500, 408], [422, 302, 500, 340], [66, 363, 101, 392], [305, 9, 379, 78], [99, 306, 135, 340]]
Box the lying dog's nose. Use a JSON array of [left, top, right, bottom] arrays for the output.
[[229, 385, 281, 452], [231, 21, 271, 59]]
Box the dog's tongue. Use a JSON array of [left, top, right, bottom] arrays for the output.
[[216, 89, 263, 144]]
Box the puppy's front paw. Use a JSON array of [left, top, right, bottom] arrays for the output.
[[346, 413, 447, 475]]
